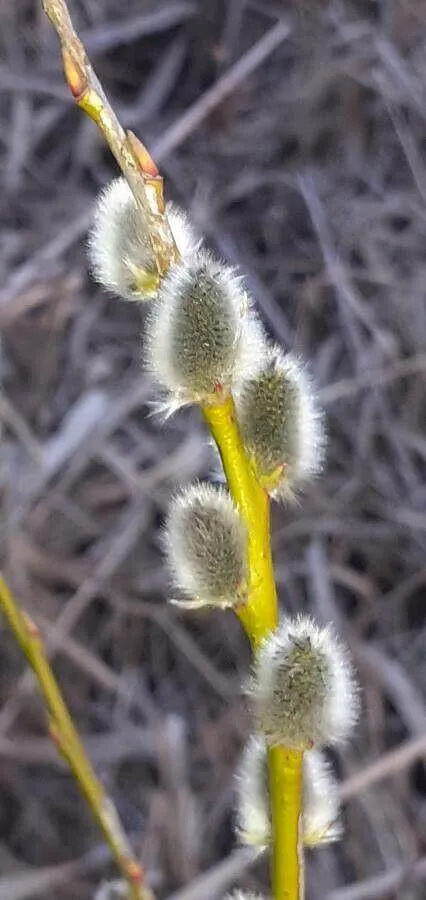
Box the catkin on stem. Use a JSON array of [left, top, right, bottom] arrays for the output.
[[236, 735, 342, 849], [250, 615, 359, 749], [235, 346, 324, 500], [89, 178, 198, 301], [165, 482, 248, 609], [145, 252, 265, 407]]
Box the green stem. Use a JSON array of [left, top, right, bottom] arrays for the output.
[[0, 574, 153, 900]]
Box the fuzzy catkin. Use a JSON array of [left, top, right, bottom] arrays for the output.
[[88, 177, 198, 300], [250, 615, 358, 749], [144, 251, 265, 406], [235, 346, 324, 500], [165, 482, 248, 609]]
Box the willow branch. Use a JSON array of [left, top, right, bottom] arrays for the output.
[[39, 2, 303, 894], [202, 395, 304, 899], [42, 0, 179, 286], [0, 574, 154, 900]]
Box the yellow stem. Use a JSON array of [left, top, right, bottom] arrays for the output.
[[202, 393, 304, 899], [201, 394, 278, 646], [0, 574, 154, 900], [269, 747, 304, 900]]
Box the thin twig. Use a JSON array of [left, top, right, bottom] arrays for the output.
[[0, 15, 291, 312], [0, 574, 154, 900], [41, 0, 178, 287]]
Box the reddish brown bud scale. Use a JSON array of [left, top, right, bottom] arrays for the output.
[[23, 613, 40, 638], [124, 859, 143, 883], [127, 130, 159, 179], [62, 47, 86, 101]]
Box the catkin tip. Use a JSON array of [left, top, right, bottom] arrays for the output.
[[165, 481, 248, 610], [236, 345, 325, 501], [250, 615, 359, 749], [144, 251, 266, 405], [88, 177, 199, 301]]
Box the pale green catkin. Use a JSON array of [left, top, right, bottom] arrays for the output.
[[165, 482, 248, 609], [89, 177, 156, 298], [270, 635, 328, 745], [145, 251, 264, 404], [250, 615, 358, 749], [236, 346, 324, 499], [89, 177, 198, 301]]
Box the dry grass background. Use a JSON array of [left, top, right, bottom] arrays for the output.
[[1, 1, 426, 898]]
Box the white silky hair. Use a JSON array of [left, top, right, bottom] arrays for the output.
[[144, 250, 266, 406], [235, 345, 325, 503], [88, 177, 199, 300], [236, 735, 270, 849], [164, 481, 248, 609], [250, 615, 359, 749], [236, 736, 342, 850], [303, 747, 342, 845]]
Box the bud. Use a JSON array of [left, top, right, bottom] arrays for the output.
[[165, 482, 248, 609], [144, 252, 265, 406], [88, 177, 199, 300], [249, 616, 358, 749], [235, 346, 324, 500], [236, 736, 341, 849]]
